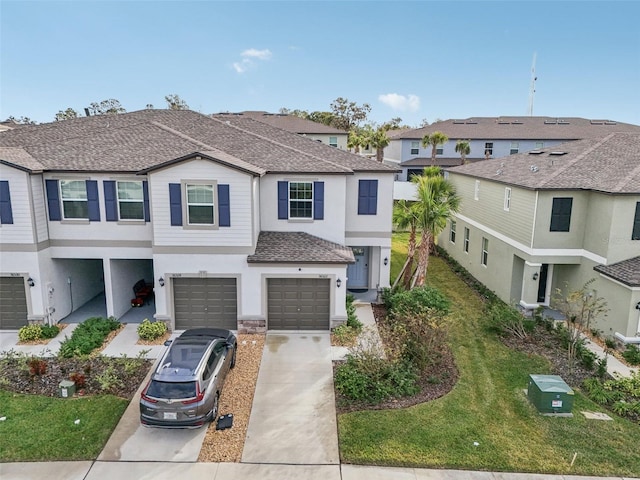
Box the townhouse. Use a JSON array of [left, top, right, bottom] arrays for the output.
[[0, 110, 396, 332]]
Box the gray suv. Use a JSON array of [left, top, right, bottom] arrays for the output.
[[140, 328, 237, 428]]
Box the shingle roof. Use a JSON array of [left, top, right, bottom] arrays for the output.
[[216, 111, 348, 135], [401, 157, 469, 167], [447, 133, 640, 194], [247, 231, 355, 264], [0, 147, 45, 172], [0, 109, 396, 175], [393, 116, 640, 141], [594, 257, 640, 287]]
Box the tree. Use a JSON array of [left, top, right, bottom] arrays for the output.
[[383, 117, 403, 130], [364, 126, 390, 162], [87, 99, 126, 116], [55, 108, 79, 122], [165, 94, 189, 110], [411, 167, 460, 287], [6, 115, 37, 125], [553, 279, 609, 374], [455, 139, 471, 165], [392, 199, 419, 290], [347, 129, 365, 153], [329, 97, 370, 131], [421, 131, 449, 165]]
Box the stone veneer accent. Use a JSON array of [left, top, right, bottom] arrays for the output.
[[238, 319, 267, 334]]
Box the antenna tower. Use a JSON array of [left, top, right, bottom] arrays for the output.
[[528, 52, 537, 116]]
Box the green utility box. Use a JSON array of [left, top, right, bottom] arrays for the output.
[[527, 374, 574, 414], [58, 380, 76, 398]]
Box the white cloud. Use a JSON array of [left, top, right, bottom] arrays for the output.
[[378, 93, 421, 112], [241, 48, 272, 60], [233, 59, 251, 73]]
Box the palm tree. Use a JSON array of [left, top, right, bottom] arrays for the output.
[[421, 131, 449, 165], [369, 126, 390, 162], [455, 139, 471, 165], [347, 129, 363, 153], [392, 199, 419, 289], [411, 168, 460, 287]]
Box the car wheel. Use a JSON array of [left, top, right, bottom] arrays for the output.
[[209, 392, 219, 422], [230, 346, 237, 369]]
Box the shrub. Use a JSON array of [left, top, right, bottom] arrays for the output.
[[332, 324, 359, 346], [40, 324, 60, 339], [95, 365, 123, 393], [58, 316, 120, 358], [137, 319, 167, 341], [18, 324, 42, 342], [27, 357, 47, 376], [345, 295, 362, 331], [622, 344, 640, 366], [69, 372, 86, 388], [388, 285, 450, 317], [486, 302, 532, 339]]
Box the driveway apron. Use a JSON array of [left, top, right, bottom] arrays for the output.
[[241, 332, 339, 464]]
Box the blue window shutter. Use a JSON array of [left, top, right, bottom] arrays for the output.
[[218, 184, 230, 227], [104, 181, 118, 221], [87, 180, 100, 221], [277, 181, 288, 219], [169, 183, 182, 226], [358, 180, 378, 215], [45, 179, 61, 221], [143, 181, 150, 222], [0, 181, 13, 224], [313, 181, 324, 220]]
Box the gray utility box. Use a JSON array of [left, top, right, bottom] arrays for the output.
[[527, 374, 574, 414], [58, 380, 76, 398]]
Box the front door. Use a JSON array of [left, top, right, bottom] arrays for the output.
[[537, 264, 549, 303], [347, 247, 369, 289]]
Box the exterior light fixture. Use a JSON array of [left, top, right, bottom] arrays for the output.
[[336, 278, 342, 288], [27, 277, 35, 287], [533, 273, 539, 281], [159, 277, 165, 287], [384, 257, 389, 266]]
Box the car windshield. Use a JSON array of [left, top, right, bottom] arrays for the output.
[[146, 380, 196, 399]]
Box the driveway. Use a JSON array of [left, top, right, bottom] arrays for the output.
[[241, 332, 339, 464]]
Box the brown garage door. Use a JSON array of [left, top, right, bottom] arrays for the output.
[[0, 277, 28, 329], [174, 278, 237, 330], [268, 278, 330, 330]]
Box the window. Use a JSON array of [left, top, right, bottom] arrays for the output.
[[289, 182, 313, 219], [484, 142, 493, 156], [504, 187, 511, 211], [535, 141, 544, 149], [450, 220, 456, 243], [463, 227, 470, 253], [510, 142, 519, 155], [436, 147, 444, 155], [117, 181, 144, 220], [60, 180, 88, 219], [481, 237, 489, 266], [474, 180, 480, 201], [410, 141, 419, 155], [186, 184, 215, 225], [632, 202, 640, 240], [358, 180, 378, 215], [550, 197, 573, 232], [329, 136, 338, 148], [0, 180, 13, 224]]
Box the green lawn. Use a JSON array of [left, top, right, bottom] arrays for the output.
[[338, 233, 640, 476], [0, 391, 128, 461]]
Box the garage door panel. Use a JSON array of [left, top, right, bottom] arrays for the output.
[[174, 278, 237, 330], [268, 278, 329, 330], [0, 277, 28, 329]]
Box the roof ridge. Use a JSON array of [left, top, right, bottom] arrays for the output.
[[301, 232, 354, 262], [539, 133, 616, 188], [209, 117, 353, 174]]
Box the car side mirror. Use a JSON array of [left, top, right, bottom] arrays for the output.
[[163, 339, 173, 347]]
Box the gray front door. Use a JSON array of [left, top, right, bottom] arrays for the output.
[[0, 277, 28, 329], [268, 278, 330, 330], [174, 278, 237, 330], [347, 246, 369, 288]]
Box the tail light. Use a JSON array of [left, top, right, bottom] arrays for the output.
[[182, 383, 205, 405], [140, 381, 158, 403]]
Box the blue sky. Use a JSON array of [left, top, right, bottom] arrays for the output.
[[2, 1, 639, 127]]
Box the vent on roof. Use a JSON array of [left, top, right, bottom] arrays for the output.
[[453, 120, 465, 124], [558, 120, 570, 124], [544, 119, 557, 124], [465, 120, 477, 124], [590, 120, 605, 125], [549, 151, 567, 156], [498, 121, 509, 125], [605, 121, 617, 125], [495, 169, 503, 176], [530, 165, 539, 172], [511, 121, 523, 124], [529, 150, 544, 155]]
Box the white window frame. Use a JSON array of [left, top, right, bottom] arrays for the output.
[[450, 220, 456, 243], [535, 141, 544, 149], [463, 227, 470, 253], [410, 141, 419, 155], [117, 180, 144, 220], [481, 237, 489, 266], [329, 136, 338, 147], [504, 187, 512, 211], [484, 142, 493, 156], [60, 180, 88, 219], [474, 180, 480, 201], [510, 142, 519, 155], [186, 182, 215, 225], [289, 181, 314, 219], [436, 146, 444, 155]]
